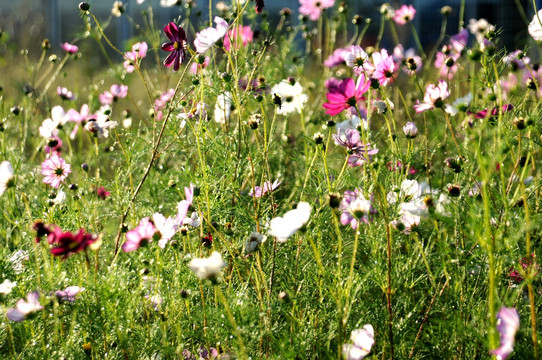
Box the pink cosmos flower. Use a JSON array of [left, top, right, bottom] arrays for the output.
[[343, 324, 374, 360], [67, 104, 91, 124], [123, 217, 157, 252], [41, 154, 71, 188], [190, 56, 210, 74], [194, 16, 229, 53], [393, 5, 416, 25], [96, 186, 110, 200], [177, 184, 195, 225], [490, 307, 520, 360], [44, 135, 62, 155], [124, 41, 148, 73], [345, 46, 374, 76], [347, 144, 379, 167], [61, 42, 78, 54], [55, 286, 85, 302], [223, 25, 253, 52], [299, 0, 335, 21], [7, 291, 43, 322], [99, 84, 128, 105], [324, 47, 349, 68], [434, 47, 460, 79], [450, 29, 469, 53], [339, 189, 376, 229], [322, 76, 370, 116], [161, 22, 187, 71], [249, 179, 281, 197], [372, 49, 396, 86], [413, 80, 450, 113]]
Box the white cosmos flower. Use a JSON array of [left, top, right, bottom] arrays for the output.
[[343, 324, 374, 360], [194, 17, 229, 53], [152, 213, 177, 248], [0, 161, 14, 195], [214, 92, 232, 124], [245, 232, 266, 254], [0, 279, 16, 295], [271, 80, 308, 116], [85, 106, 118, 138], [529, 9, 542, 41], [188, 251, 227, 280], [269, 202, 311, 242], [39, 106, 69, 138]]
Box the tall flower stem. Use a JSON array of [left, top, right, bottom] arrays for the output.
[[215, 285, 248, 359]]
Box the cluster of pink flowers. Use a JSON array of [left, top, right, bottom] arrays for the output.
[[124, 41, 148, 73], [99, 84, 128, 105]]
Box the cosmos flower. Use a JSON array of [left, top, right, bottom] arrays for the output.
[[122, 217, 157, 252], [345, 46, 374, 75], [188, 251, 227, 281], [194, 16, 229, 53], [7, 291, 44, 322], [299, 0, 335, 21], [339, 189, 376, 229], [177, 183, 195, 225], [161, 22, 187, 71], [57, 86, 75, 100], [124, 42, 148, 73], [39, 105, 69, 139], [372, 49, 396, 86], [0, 161, 14, 196], [323, 76, 370, 116], [467, 18, 495, 43], [324, 47, 349, 68], [99, 84, 128, 105], [413, 80, 450, 112], [245, 232, 266, 255], [271, 79, 308, 115], [55, 286, 85, 302], [0, 279, 16, 295], [223, 25, 253, 52], [249, 179, 281, 197], [393, 5, 416, 25], [61, 42, 78, 54], [529, 9, 542, 41], [269, 202, 311, 242], [41, 154, 71, 188], [403, 122, 418, 138], [343, 324, 374, 360], [152, 213, 177, 248], [84, 106, 118, 138], [46, 227, 100, 259], [490, 307, 520, 360]]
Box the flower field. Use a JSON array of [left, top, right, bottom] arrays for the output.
[[1, 1, 542, 359]]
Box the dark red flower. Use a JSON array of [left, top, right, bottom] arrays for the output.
[[47, 227, 99, 259], [96, 186, 110, 200], [161, 22, 187, 71], [33, 221, 53, 243], [255, 0, 265, 13]]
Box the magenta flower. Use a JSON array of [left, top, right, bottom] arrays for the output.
[[41, 154, 71, 188], [161, 22, 187, 71], [61, 42, 78, 54], [322, 76, 370, 116], [96, 186, 111, 200], [299, 0, 335, 21], [46, 227, 100, 259], [124, 41, 148, 73], [372, 49, 396, 86], [7, 291, 43, 322], [123, 217, 157, 252], [99, 84, 128, 105], [249, 179, 281, 197], [413, 80, 450, 113], [224, 25, 253, 52], [194, 16, 228, 54], [490, 307, 520, 360], [393, 5, 416, 25]]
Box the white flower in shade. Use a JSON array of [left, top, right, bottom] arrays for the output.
[[529, 10, 542, 41], [111, 1, 125, 17], [160, 0, 180, 7], [402, 121, 418, 139], [343, 324, 374, 360], [214, 92, 232, 124], [194, 16, 229, 53], [467, 18, 495, 43], [0, 279, 16, 295], [39, 106, 69, 138], [9, 250, 29, 274], [245, 232, 267, 254], [188, 251, 227, 280], [444, 93, 472, 116], [7, 291, 44, 322], [52, 190, 66, 205], [269, 202, 311, 242], [183, 212, 201, 228], [271, 80, 308, 115], [85, 106, 118, 138], [0, 161, 14, 195]]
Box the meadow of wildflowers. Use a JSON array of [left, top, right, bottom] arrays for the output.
[[0, 0, 541, 359]]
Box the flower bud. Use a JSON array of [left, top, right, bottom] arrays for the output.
[[79, 2, 90, 11], [403, 121, 418, 139]]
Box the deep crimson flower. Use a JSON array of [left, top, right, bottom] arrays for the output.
[[46, 227, 99, 259], [96, 186, 111, 200], [322, 76, 370, 116], [255, 0, 265, 13], [161, 22, 187, 71]]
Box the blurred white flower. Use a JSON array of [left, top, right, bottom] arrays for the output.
[[0, 279, 16, 295], [188, 251, 227, 280], [269, 202, 311, 242], [0, 161, 14, 195], [343, 324, 374, 360], [529, 9, 542, 41], [271, 80, 308, 115], [245, 232, 266, 254], [214, 92, 232, 124]]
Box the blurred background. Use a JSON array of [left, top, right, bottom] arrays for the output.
[[0, 0, 539, 56]]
